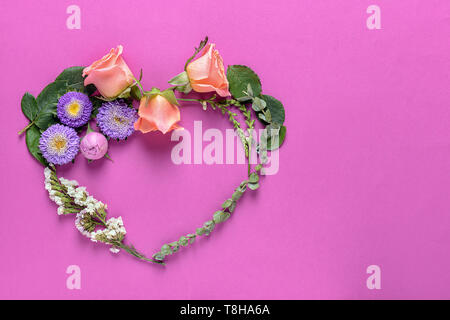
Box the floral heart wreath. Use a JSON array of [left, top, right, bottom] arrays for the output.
[[19, 37, 286, 265]]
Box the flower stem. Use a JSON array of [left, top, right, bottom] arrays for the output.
[[177, 98, 204, 102], [18, 121, 34, 135], [117, 242, 165, 265], [131, 76, 144, 96], [248, 144, 251, 177]]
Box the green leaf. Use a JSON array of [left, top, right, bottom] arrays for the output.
[[161, 244, 172, 255], [35, 80, 68, 130], [196, 227, 206, 236], [168, 71, 189, 86], [116, 87, 131, 99], [153, 252, 165, 261], [178, 236, 188, 247], [26, 125, 47, 166], [130, 85, 143, 100], [160, 89, 179, 106], [213, 211, 230, 223], [222, 199, 233, 209], [21, 92, 38, 121], [245, 83, 254, 97], [213, 211, 223, 223], [91, 95, 104, 116], [187, 233, 196, 240], [258, 112, 267, 122], [144, 87, 161, 97], [178, 82, 192, 94], [249, 172, 259, 183], [248, 182, 260, 190], [169, 242, 180, 252], [55, 66, 85, 91], [35, 112, 58, 130], [203, 220, 215, 234], [187, 233, 196, 244], [227, 65, 262, 99], [251, 96, 266, 112], [261, 95, 285, 125], [267, 125, 287, 151], [232, 190, 243, 201]]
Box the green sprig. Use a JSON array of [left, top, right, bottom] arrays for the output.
[[152, 93, 264, 261], [152, 178, 259, 262]]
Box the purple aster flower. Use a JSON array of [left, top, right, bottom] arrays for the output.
[[57, 91, 92, 128], [96, 100, 138, 140], [39, 124, 80, 165]]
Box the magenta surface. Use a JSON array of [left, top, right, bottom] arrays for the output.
[[1, 0, 450, 299]]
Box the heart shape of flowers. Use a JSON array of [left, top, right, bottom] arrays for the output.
[[19, 37, 287, 265]]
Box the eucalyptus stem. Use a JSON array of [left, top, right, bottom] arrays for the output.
[[248, 142, 252, 177], [152, 179, 250, 262], [151, 96, 262, 262]]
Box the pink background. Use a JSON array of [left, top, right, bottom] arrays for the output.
[[1, 0, 449, 299]]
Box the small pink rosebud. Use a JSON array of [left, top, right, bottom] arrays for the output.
[[80, 132, 108, 160]]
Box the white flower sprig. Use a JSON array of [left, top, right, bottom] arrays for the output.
[[43, 166, 163, 264]]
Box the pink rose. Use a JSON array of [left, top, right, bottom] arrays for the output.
[[134, 95, 182, 134], [186, 44, 231, 97], [80, 132, 108, 160], [83, 45, 134, 99]]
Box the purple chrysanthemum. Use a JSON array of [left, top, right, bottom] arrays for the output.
[[96, 100, 138, 140], [57, 91, 92, 128], [39, 124, 80, 165]]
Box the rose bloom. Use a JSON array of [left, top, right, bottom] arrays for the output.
[[186, 44, 230, 97], [83, 45, 134, 99], [80, 131, 108, 160], [134, 95, 182, 134]]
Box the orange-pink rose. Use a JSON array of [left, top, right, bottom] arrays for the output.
[[186, 44, 230, 97], [134, 95, 182, 134], [83, 45, 134, 99]]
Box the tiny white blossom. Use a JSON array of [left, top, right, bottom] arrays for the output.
[[110, 247, 120, 254], [60, 177, 78, 187], [57, 206, 65, 215], [95, 202, 105, 210], [74, 210, 93, 239], [53, 197, 63, 206], [44, 167, 51, 179]]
